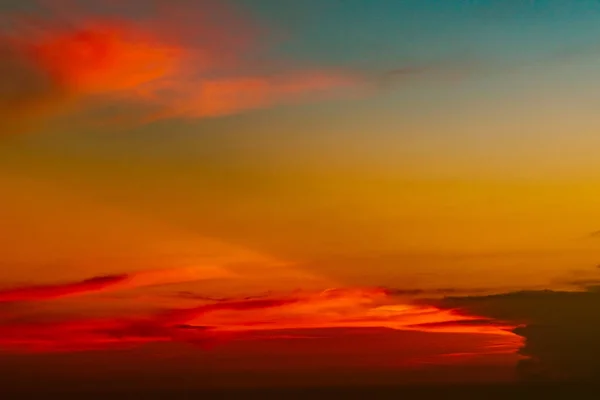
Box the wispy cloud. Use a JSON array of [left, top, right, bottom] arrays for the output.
[[0, 1, 365, 133], [0, 280, 519, 353], [389, 286, 496, 298], [0, 274, 128, 302], [380, 58, 481, 87], [3, 1, 597, 135], [0, 266, 237, 303]]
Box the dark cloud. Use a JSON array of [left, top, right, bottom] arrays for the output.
[[388, 286, 495, 298], [407, 318, 501, 330], [0, 274, 128, 302], [433, 289, 600, 382], [158, 297, 300, 326], [564, 278, 600, 289], [0, 265, 229, 303]]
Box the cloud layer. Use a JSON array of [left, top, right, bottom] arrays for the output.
[[0, 273, 519, 356]]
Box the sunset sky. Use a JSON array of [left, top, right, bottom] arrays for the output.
[[2, 0, 600, 392]]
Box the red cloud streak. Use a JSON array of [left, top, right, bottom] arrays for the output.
[[0, 275, 128, 302], [0, 266, 236, 302], [0, 285, 523, 357]]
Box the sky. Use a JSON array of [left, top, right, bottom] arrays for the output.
[[2, 0, 600, 392]]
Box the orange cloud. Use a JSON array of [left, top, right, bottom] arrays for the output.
[[147, 72, 360, 120], [175, 288, 518, 336], [0, 2, 364, 133], [0, 285, 521, 354], [26, 20, 181, 95]]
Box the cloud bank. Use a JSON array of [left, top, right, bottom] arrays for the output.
[[433, 287, 600, 382]]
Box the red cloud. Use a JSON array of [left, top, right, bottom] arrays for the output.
[[0, 1, 364, 132], [27, 20, 181, 95], [0, 266, 236, 303], [0, 285, 521, 354], [0, 275, 128, 302]]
